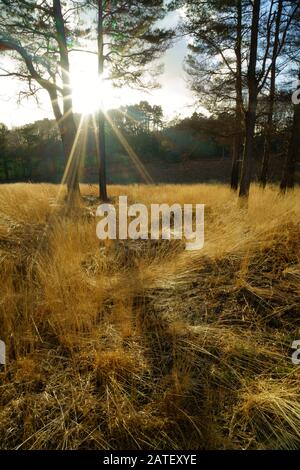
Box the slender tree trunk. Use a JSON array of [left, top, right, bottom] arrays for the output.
[[260, 0, 283, 188], [240, 103, 257, 197], [98, 0, 108, 201], [239, 0, 261, 198], [59, 117, 80, 197], [53, 0, 80, 200], [231, 133, 242, 190], [98, 110, 107, 201], [260, 109, 273, 188], [48, 86, 79, 200], [231, 0, 244, 191], [49, 91, 79, 203], [280, 93, 300, 192]]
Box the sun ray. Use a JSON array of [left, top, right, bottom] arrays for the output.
[[104, 111, 154, 184], [91, 112, 100, 158], [60, 112, 86, 190], [79, 114, 89, 182]]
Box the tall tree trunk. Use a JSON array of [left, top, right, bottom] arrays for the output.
[[49, 89, 80, 204], [231, 127, 242, 191], [49, 93, 79, 204], [231, 0, 244, 191], [98, 0, 108, 201], [53, 0, 80, 200], [59, 117, 80, 197], [260, 103, 273, 188], [260, 0, 283, 188], [239, 0, 261, 198], [280, 88, 300, 192]]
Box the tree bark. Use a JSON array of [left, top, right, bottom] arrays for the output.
[[53, 0, 80, 200], [231, 132, 242, 190], [49, 83, 79, 203], [59, 117, 80, 198], [97, 0, 108, 201], [239, 0, 261, 198], [260, 0, 283, 188], [280, 94, 300, 192], [231, 0, 244, 191]]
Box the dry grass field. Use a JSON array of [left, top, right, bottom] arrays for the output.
[[0, 182, 300, 449]]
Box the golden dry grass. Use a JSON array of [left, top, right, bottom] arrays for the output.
[[0, 182, 300, 449]]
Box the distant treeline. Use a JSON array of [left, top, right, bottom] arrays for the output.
[[0, 101, 291, 185]]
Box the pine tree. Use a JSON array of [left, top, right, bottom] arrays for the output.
[[280, 69, 300, 192], [238, 0, 299, 197], [87, 0, 173, 199], [175, 0, 248, 191], [259, 0, 299, 188], [279, 5, 300, 192], [0, 0, 86, 203]]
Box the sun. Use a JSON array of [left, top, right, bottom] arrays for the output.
[[72, 74, 108, 114], [69, 51, 159, 116], [70, 53, 117, 114]]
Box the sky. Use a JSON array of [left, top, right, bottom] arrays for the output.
[[0, 8, 202, 129]]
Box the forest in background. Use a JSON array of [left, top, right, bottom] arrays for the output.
[[0, 94, 296, 184]]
